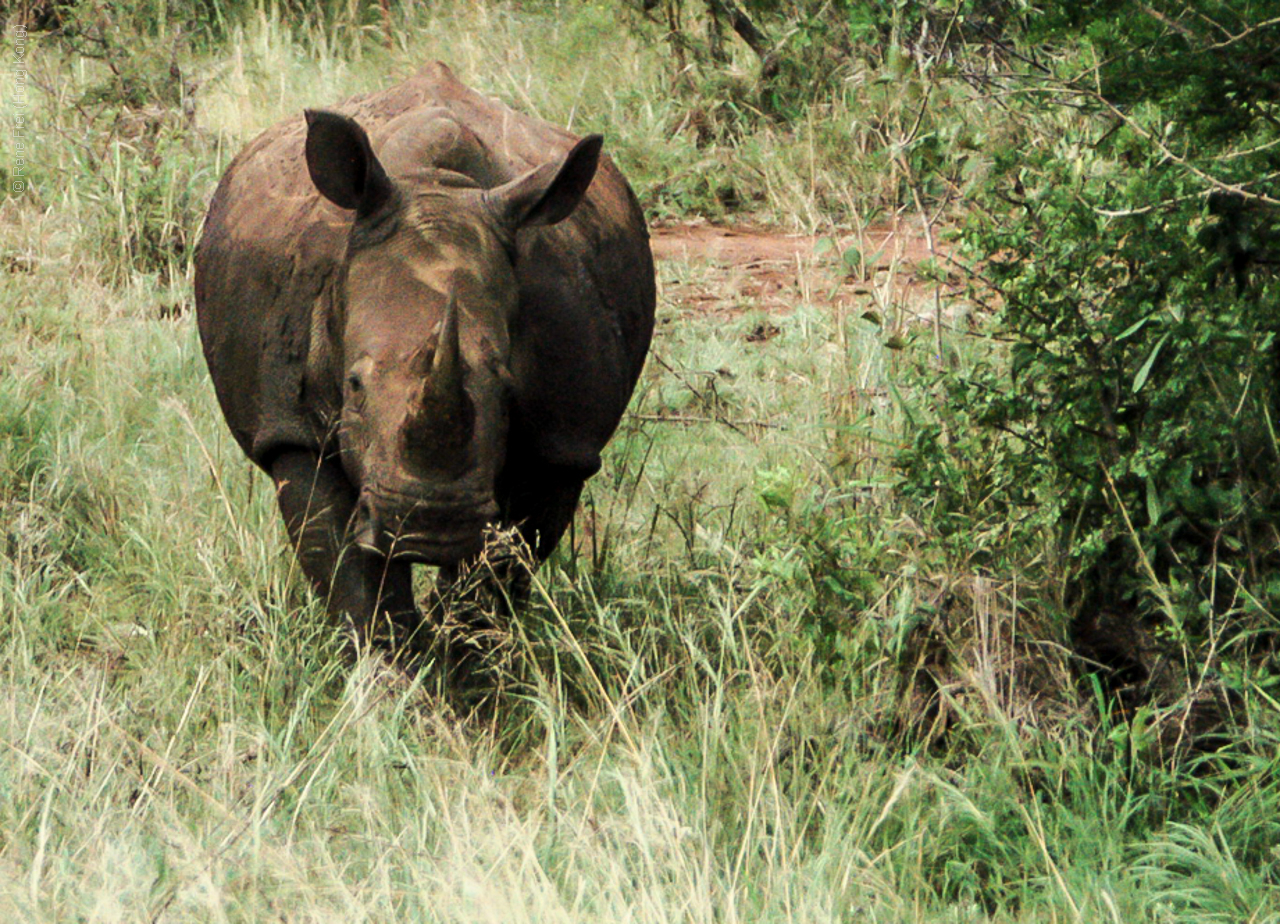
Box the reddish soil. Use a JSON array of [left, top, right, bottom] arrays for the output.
[[650, 220, 957, 320]]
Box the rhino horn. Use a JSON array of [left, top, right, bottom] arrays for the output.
[[413, 294, 470, 434], [432, 292, 462, 386]]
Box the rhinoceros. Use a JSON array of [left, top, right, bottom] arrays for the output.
[[194, 63, 655, 643]]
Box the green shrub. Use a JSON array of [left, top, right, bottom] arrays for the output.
[[896, 3, 1280, 708]]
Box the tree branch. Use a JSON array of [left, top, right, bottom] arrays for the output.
[[704, 0, 780, 79], [1063, 86, 1280, 208]]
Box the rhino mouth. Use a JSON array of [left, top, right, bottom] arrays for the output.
[[351, 486, 498, 564]]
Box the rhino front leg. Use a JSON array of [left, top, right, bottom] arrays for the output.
[[269, 450, 421, 647]]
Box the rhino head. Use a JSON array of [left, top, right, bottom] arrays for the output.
[[303, 109, 601, 565]]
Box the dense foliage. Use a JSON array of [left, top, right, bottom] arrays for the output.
[[900, 2, 1280, 706]]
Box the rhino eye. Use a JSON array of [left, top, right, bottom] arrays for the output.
[[345, 371, 365, 401]]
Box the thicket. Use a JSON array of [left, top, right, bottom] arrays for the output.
[[897, 2, 1280, 734]]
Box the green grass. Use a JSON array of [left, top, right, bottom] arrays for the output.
[[1, 2, 1278, 920]]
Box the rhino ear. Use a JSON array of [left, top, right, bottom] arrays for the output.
[[490, 134, 602, 229], [304, 109, 395, 217]]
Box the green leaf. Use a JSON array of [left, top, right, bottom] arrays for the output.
[[1132, 331, 1170, 394], [1116, 316, 1150, 341], [757, 466, 796, 511]]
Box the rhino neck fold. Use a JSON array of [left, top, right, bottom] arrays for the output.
[[305, 265, 345, 438]]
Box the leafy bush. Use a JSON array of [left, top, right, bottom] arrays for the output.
[[896, 3, 1280, 706]]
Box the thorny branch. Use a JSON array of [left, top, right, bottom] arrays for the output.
[[1088, 91, 1280, 207]]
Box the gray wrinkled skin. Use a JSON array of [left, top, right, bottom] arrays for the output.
[[194, 63, 655, 642]]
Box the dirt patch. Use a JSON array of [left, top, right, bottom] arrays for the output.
[[651, 220, 958, 320]]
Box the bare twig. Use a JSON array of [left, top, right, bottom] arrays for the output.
[[1090, 92, 1280, 207], [1137, 3, 1198, 41], [704, 0, 780, 79], [647, 352, 780, 435], [633, 412, 781, 430], [1206, 14, 1280, 49]]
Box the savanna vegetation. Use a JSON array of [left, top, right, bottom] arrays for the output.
[[1, 0, 1278, 920]]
